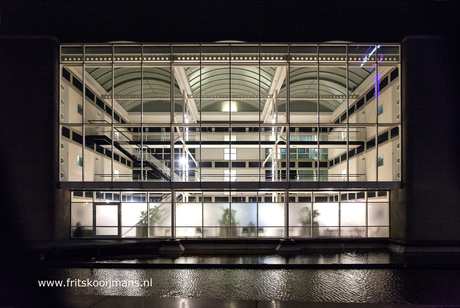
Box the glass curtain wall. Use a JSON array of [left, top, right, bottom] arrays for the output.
[[71, 190, 388, 239], [61, 43, 400, 184]]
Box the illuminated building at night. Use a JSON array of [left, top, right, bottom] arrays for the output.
[[59, 43, 400, 241], [1, 37, 458, 250]]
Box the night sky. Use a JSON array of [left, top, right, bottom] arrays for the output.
[[0, 0, 459, 43]]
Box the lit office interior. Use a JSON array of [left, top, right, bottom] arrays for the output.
[[60, 44, 400, 239]]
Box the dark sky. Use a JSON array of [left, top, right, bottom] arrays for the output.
[[1, 0, 459, 43]]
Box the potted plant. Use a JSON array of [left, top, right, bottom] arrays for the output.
[[300, 207, 320, 237], [219, 208, 238, 238], [138, 205, 164, 238]]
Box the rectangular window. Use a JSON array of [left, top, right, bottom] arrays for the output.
[[85, 87, 95, 101], [379, 76, 389, 90], [348, 105, 356, 117], [62, 126, 70, 138], [223, 134, 236, 141], [378, 156, 384, 167], [390, 68, 399, 81], [298, 170, 314, 181], [224, 170, 236, 182], [391, 126, 399, 138], [232, 162, 246, 168], [96, 97, 105, 110], [77, 104, 83, 115], [62, 68, 71, 81], [224, 148, 236, 160], [72, 77, 83, 92], [77, 156, 83, 167], [298, 161, 312, 168], [366, 138, 375, 150], [377, 104, 383, 116], [366, 88, 375, 101], [72, 132, 83, 144], [378, 131, 389, 144]]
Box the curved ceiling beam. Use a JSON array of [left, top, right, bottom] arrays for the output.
[[173, 66, 199, 122]]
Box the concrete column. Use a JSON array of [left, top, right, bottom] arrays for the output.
[[391, 36, 460, 246], [0, 36, 69, 242]]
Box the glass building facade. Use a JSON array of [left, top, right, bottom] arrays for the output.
[[60, 43, 400, 239]]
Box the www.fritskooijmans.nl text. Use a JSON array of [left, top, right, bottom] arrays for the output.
[[38, 278, 153, 288]]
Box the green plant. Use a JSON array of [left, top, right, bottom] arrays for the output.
[[220, 208, 238, 226], [139, 205, 164, 226], [300, 207, 320, 225]]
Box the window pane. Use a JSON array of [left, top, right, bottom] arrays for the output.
[[368, 226, 389, 237], [313, 203, 339, 227], [340, 203, 366, 226], [341, 227, 366, 238], [289, 203, 312, 226], [232, 203, 257, 227], [176, 203, 202, 226], [203, 203, 230, 226], [96, 205, 118, 226], [259, 203, 284, 226], [149, 203, 171, 227], [121, 203, 147, 226], [71, 203, 93, 226], [368, 202, 389, 226]]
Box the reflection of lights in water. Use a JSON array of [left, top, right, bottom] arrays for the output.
[[170, 269, 200, 297], [258, 255, 285, 264], [90, 269, 147, 296], [56, 264, 450, 303], [174, 256, 199, 264]]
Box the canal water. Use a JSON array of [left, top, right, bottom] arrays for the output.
[[95, 251, 393, 265], [43, 251, 460, 305]]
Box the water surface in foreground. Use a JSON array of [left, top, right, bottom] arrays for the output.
[[46, 267, 460, 304], [97, 251, 392, 265]]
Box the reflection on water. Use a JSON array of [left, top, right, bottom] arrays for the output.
[[47, 267, 460, 304], [97, 251, 392, 265]]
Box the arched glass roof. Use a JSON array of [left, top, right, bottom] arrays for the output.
[[86, 65, 371, 114], [74, 43, 399, 121]]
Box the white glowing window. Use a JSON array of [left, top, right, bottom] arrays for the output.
[[224, 148, 236, 160], [224, 170, 236, 181], [224, 134, 236, 141], [114, 170, 119, 178], [222, 101, 237, 112]]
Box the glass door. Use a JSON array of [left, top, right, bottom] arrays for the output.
[[94, 203, 120, 237]]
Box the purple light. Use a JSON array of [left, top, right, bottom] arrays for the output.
[[358, 45, 380, 67], [374, 72, 382, 99], [358, 46, 373, 63]]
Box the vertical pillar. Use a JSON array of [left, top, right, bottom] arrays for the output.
[[171, 190, 176, 239], [0, 37, 68, 241], [391, 36, 460, 246]]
